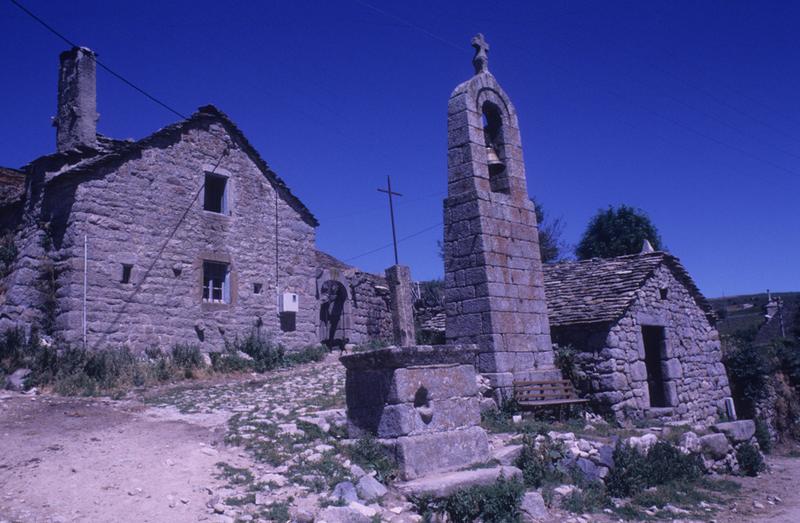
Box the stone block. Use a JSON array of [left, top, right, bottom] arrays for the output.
[[394, 426, 490, 479], [629, 361, 647, 382], [662, 358, 683, 379], [491, 444, 523, 466], [520, 491, 549, 521], [712, 420, 755, 443], [376, 398, 481, 438], [396, 465, 521, 497], [699, 433, 730, 459], [664, 381, 679, 406], [388, 364, 478, 404], [355, 475, 387, 501]]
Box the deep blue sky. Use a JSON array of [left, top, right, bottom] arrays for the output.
[[2, 1, 798, 297]]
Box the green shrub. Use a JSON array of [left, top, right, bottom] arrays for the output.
[[605, 442, 650, 497], [171, 343, 204, 370], [554, 344, 578, 384], [606, 441, 705, 497], [0, 231, 18, 278], [210, 348, 254, 373], [722, 336, 773, 418], [561, 482, 609, 513], [229, 331, 284, 372], [284, 344, 327, 365], [736, 443, 765, 476], [646, 441, 703, 485], [348, 435, 396, 483], [754, 419, 773, 454], [516, 433, 566, 488], [442, 475, 524, 522], [0, 327, 27, 370]]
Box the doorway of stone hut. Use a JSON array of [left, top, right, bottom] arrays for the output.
[[642, 325, 669, 408]]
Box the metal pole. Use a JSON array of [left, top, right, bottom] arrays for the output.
[[83, 234, 87, 347], [387, 176, 399, 265]]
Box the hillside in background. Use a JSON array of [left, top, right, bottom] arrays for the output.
[[709, 291, 800, 342]]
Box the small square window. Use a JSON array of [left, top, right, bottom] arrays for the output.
[[203, 261, 230, 303], [253, 283, 263, 295], [203, 173, 228, 214], [659, 288, 668, 300], [121, 264, 133, 284]]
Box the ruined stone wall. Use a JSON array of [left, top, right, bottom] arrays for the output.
[[4, 120, 319, 351], [553, 265, 730, 425], [347, 272, 392, 346]]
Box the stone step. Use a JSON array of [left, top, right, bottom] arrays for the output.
[[395, 465, 522, 498], [644, 407, 675, 419]]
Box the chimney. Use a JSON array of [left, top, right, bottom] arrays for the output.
[[54, 47, 98, 152]]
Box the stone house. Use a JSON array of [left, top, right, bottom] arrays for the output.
[[0, 46, 394, 352], [544, 252, 731, 424]]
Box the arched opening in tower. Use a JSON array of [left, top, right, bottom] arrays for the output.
[[481, 102, 510, 194]]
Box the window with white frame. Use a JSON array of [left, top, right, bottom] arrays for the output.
[[202, 261, 230, 303]]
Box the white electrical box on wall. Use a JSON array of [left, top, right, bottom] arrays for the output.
[[280, 292, 299, 313]]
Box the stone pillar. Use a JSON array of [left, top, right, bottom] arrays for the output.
[[55, 47, 98, 152], [341, 345, 489, 480], [385, 264, 415, 347], [443, 35, 556, 397]]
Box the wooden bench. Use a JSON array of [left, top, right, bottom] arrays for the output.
[[513, 380, 588, 410]]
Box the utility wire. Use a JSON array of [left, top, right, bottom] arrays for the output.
[[344, 222, 442, 262], [357, 3, 800, 179], [9, 0, 187, 120]]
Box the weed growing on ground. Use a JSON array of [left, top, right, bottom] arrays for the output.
[[561, 481, 610, 513], [754, 419, 773, 454], [410, 475, 524, 522], [348, 435, 397, 483], [736, 442, 765, 476], [515, 433, 567, 488]]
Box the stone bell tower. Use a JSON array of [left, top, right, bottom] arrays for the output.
[[444, 34, 557, 397]]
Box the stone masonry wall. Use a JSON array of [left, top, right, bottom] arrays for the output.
[[3, 119, 319, 351], [444, 71, 553, 392], [553, 265, 731, 425]]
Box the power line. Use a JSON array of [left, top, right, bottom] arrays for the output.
[[353, 0, 463, 51], [9, 0, 187, 120], [357, 4, 800, 179], [344, 222, 442, 262]]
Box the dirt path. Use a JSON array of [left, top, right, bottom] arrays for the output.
[[2, 357, 799, 523], [0, 390, 244, 523], [719, 453, 800, 523]]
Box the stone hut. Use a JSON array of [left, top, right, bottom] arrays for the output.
[[0, 46, 377, 352], [545, 252, 731, 424]]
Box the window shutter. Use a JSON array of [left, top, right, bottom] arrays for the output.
[[223, 267, 231, 303]]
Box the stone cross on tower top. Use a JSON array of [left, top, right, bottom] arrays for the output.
[[471, 33, 490, 74]]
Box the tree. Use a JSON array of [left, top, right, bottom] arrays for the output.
[[575, 205, 663, 260], [533, 200, 568, 263]]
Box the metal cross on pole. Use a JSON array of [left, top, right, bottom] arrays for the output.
[[377, 175, 402, 265]]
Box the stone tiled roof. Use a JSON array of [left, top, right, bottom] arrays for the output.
[[29, 105, 318, 227], [544, 252, 715, 326], [416, 252, 715, 331]]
